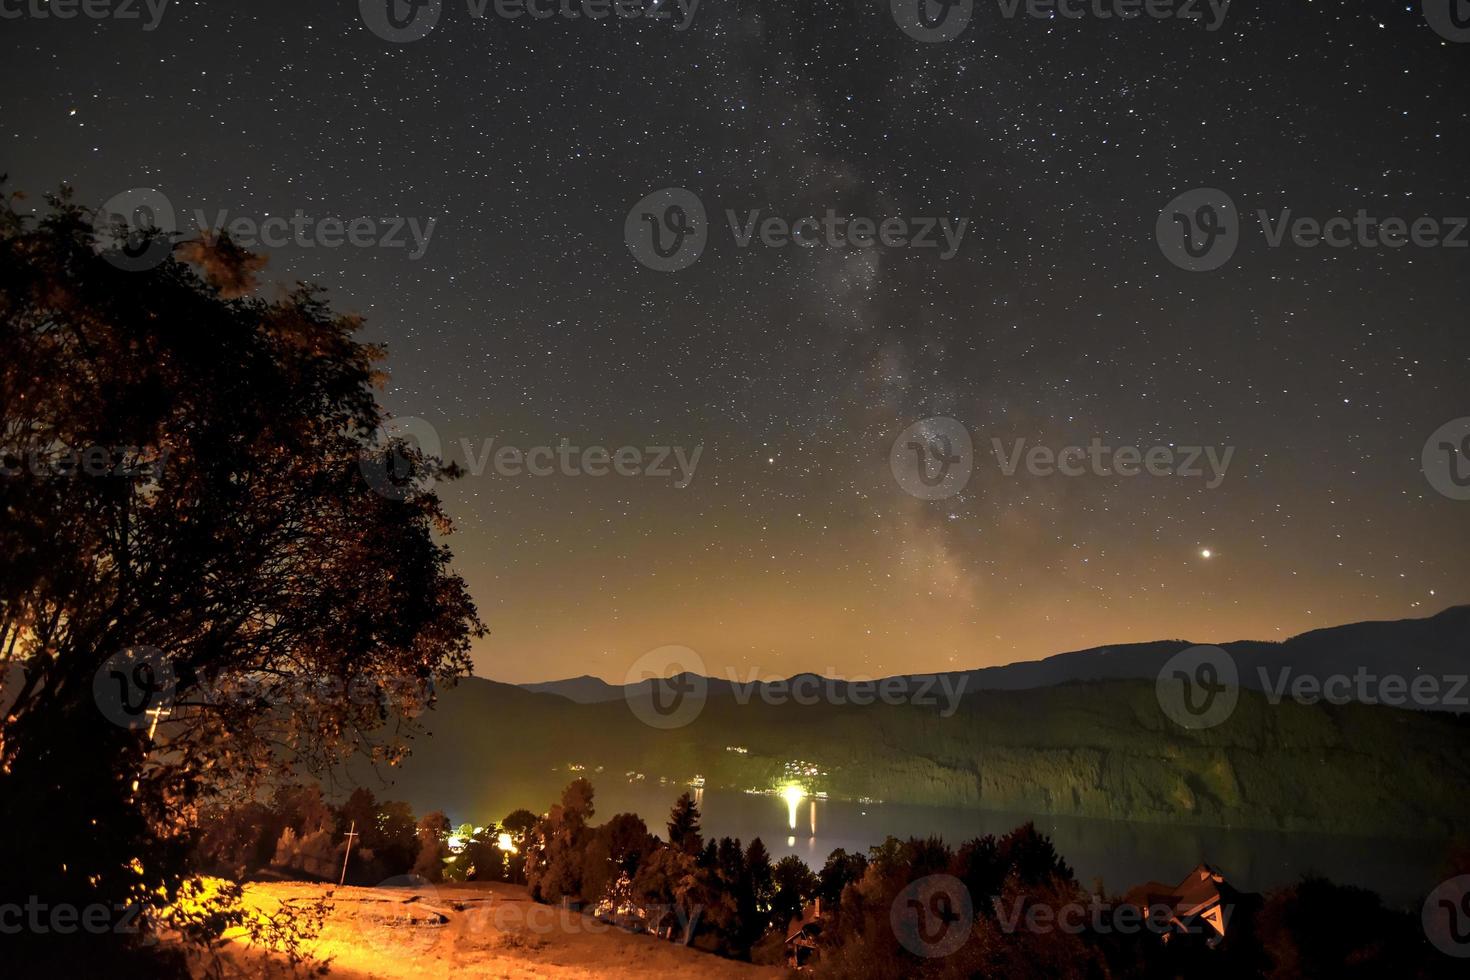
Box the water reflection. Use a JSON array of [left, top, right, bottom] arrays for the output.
[[590, 785, 1447, 908]]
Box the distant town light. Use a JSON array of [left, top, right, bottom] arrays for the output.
[[782, 784, 806, 829]]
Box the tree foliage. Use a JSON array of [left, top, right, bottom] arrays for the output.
[[0, 188, 484, 972]]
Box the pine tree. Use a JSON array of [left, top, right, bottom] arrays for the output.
[[666, 792, 703, 855]]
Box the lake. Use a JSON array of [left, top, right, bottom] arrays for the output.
[[586, 783, 1449, 909]]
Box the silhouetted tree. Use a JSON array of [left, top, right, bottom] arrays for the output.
[[525, 779, 597, 903], [772, 854, 819, 931], [745, 837, 775, 917], [412, 811, 452, 882], [818, 847, 868, 911], [0, 188, 483, 971], [667, 791, 703, 856]]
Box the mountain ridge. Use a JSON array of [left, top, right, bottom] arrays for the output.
[[508, 604, 1470, 710]]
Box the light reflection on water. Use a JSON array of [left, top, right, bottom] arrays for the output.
[[590, 785, 1449, 908]]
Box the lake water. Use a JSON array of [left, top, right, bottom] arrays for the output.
[[587, 784, 1449, 909]]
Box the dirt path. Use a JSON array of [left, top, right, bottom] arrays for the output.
[[219, 881, 787, 979]]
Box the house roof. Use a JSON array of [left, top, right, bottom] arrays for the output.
[[1121, 863, 1233, 939], [784, 902, 824, 944]]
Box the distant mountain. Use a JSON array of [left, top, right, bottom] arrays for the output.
[[518, 675, 624, 703], [904, 604, 1470, 708], [390, 607, 1469, 840], [382, 670, 1470, 841], [516, 605, 1470, 711]]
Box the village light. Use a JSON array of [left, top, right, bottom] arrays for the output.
[[782, 785, 806, 829]]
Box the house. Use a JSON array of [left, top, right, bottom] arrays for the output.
[[784, 898, 825, 968], [1122, 863, 1241, 946]]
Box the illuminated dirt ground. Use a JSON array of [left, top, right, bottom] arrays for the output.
[[219, 881, 784, 979]]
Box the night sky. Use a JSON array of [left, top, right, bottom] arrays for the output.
[[3, 0, 1467, 683]]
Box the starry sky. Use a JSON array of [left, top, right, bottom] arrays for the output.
[[3, 0, 1467, 684]]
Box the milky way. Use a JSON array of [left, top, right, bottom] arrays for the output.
[[3, 0, 1467, 681]]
